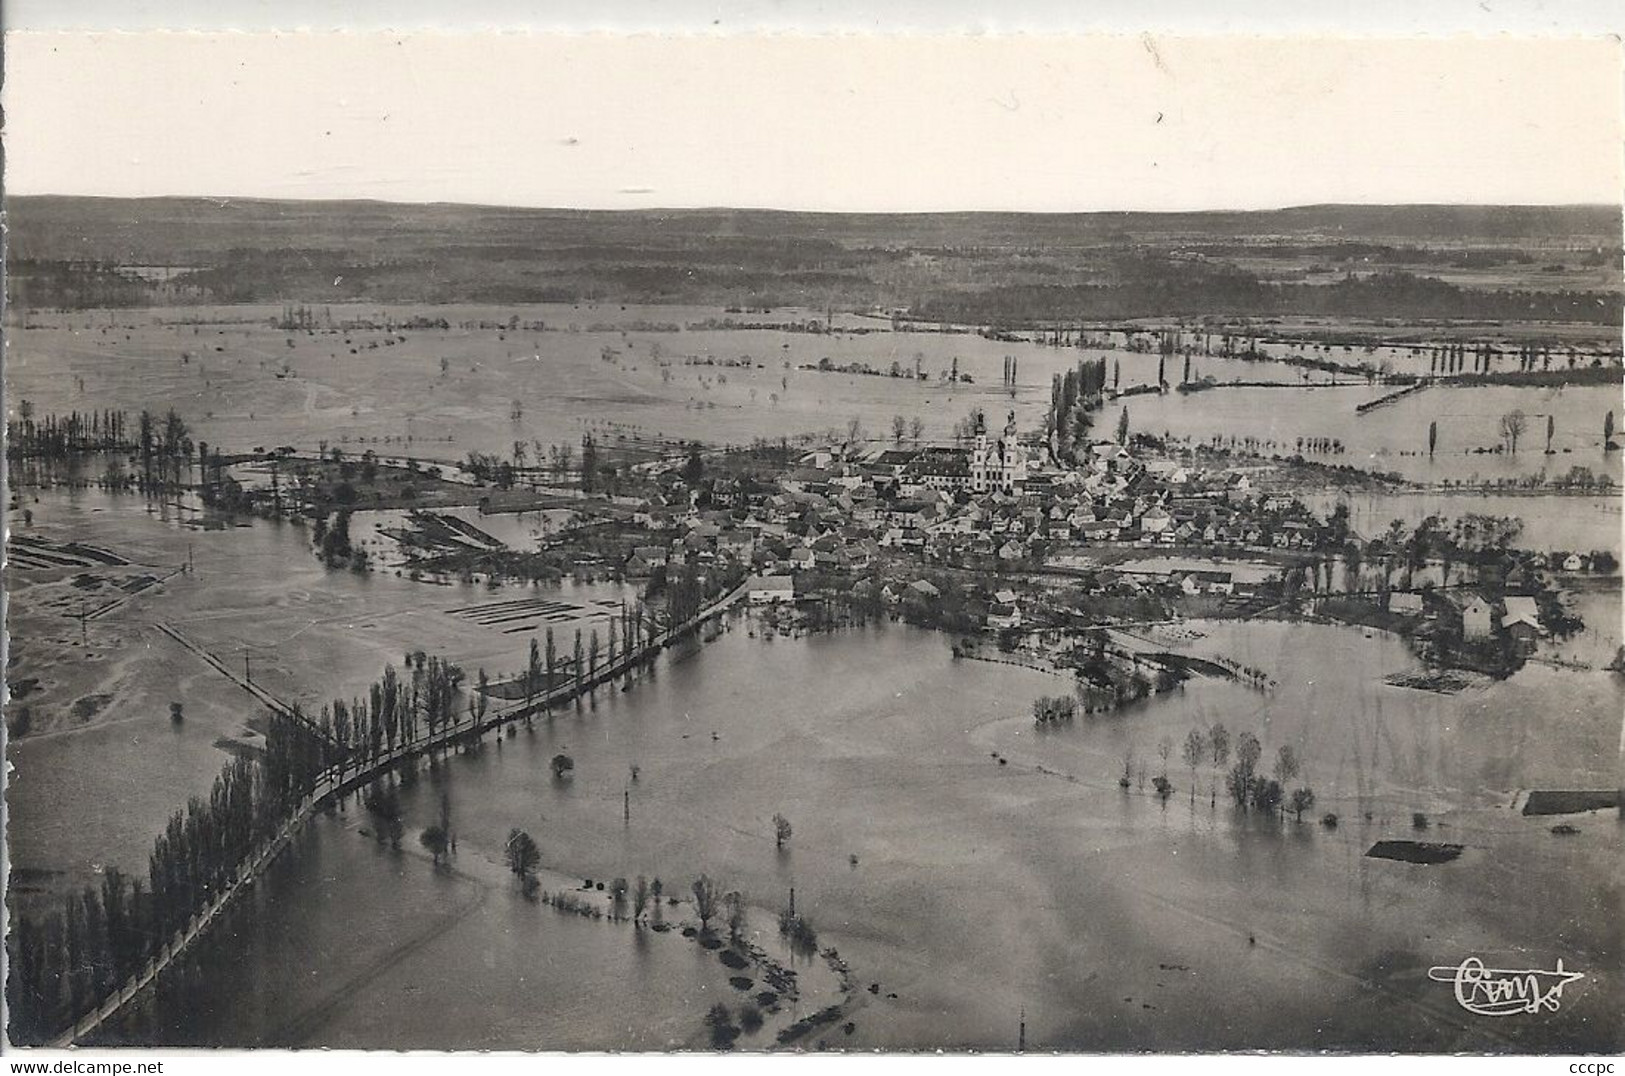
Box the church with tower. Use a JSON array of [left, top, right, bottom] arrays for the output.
[[869, 409, 1028, 497], [970, 411, 1025, 495]]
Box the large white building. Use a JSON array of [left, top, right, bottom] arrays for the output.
[[970, 411, 1026, 495], [865, 412, 1026, 497]]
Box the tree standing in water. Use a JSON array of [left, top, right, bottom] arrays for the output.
[[573, 628, 584, 704], [633, 875, 651, 925], [467, 667, 489, 743], [545, 627, 558, 714], [1500, 409, 1527, 454], [1181, 728, 1206, 803], [525, 636, 542, 724], [505, 829, 540, 882], [692, 874, 721, 932]]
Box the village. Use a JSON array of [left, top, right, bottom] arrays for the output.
[[325, 394, 1603, 694]]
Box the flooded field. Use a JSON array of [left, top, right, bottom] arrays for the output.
[[1301, 491, 1622, 555], [8, 305, 1614, 486], [64, 609, 1621, 1051], [100, 810, 746, 1049], [3, 487, 630, 912], [1126, 382, 1621, 485]]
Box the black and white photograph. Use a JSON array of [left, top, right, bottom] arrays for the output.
[[2, 4, 1621, 1062]]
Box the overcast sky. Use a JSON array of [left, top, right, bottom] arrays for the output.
[[5, 30, 1621, 211]]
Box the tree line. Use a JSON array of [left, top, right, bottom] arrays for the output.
[[6, 709, 328, 1044], [1048, 357, 1109, 463]]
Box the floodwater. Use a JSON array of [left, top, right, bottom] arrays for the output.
[[4, 486, 630, 912], [1123, 382, 1621, 485], [101, 810, 738, 1049], [89, 613, 1624, 1051], [9, 305, 1614, 486], [8, 470, 1621, 1050], [1301, 490, 1622, 555]]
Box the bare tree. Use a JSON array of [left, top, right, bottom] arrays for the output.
[[1181, 728, 1206, 797], [692, 874, 722, 931], [1209, 723, 1230, 769], [1500, 409, 1528, 454], [1236, 732, 1262, 772], [1274, 745, 1300, 787]]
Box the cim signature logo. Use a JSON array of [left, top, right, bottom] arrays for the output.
[[1427, 957, 1585, 1016]]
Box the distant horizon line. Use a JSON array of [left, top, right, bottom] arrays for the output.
[[9, 192, 1620, 216]]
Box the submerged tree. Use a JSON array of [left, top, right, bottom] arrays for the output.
[[1500, 409, 1528, 454], [419, 825, 449, 866], [1181, 728, 1206, 799], [692, 874, 721, 931], [505, 828, 540, 881], [633, 875, 651, 924], [705, 1003, 740, 1050], [1209, 723, 1230, 770]]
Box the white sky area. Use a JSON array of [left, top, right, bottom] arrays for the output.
[[5, 32, 1621, 211]]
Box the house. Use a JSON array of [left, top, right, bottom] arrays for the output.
[[1501, 595, 1542, 651], [1077, 519, 1120, 542], [786, 547, 816, 571], [1140, 506, 1173, 536], [1460, 594, 1495, 638], [624, 545, 668, 577], [1388, 591, 1425, 615], [1561, 553, 1585, 572], [747, 575, 797, 604], [998, 539, 1027, 561], [993, 588, 1018, 605], [1180, 569, 1234, 595], [908, 579, 941, 599], [717, 530, 756, 561], [986, 602, 1023, 630]]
